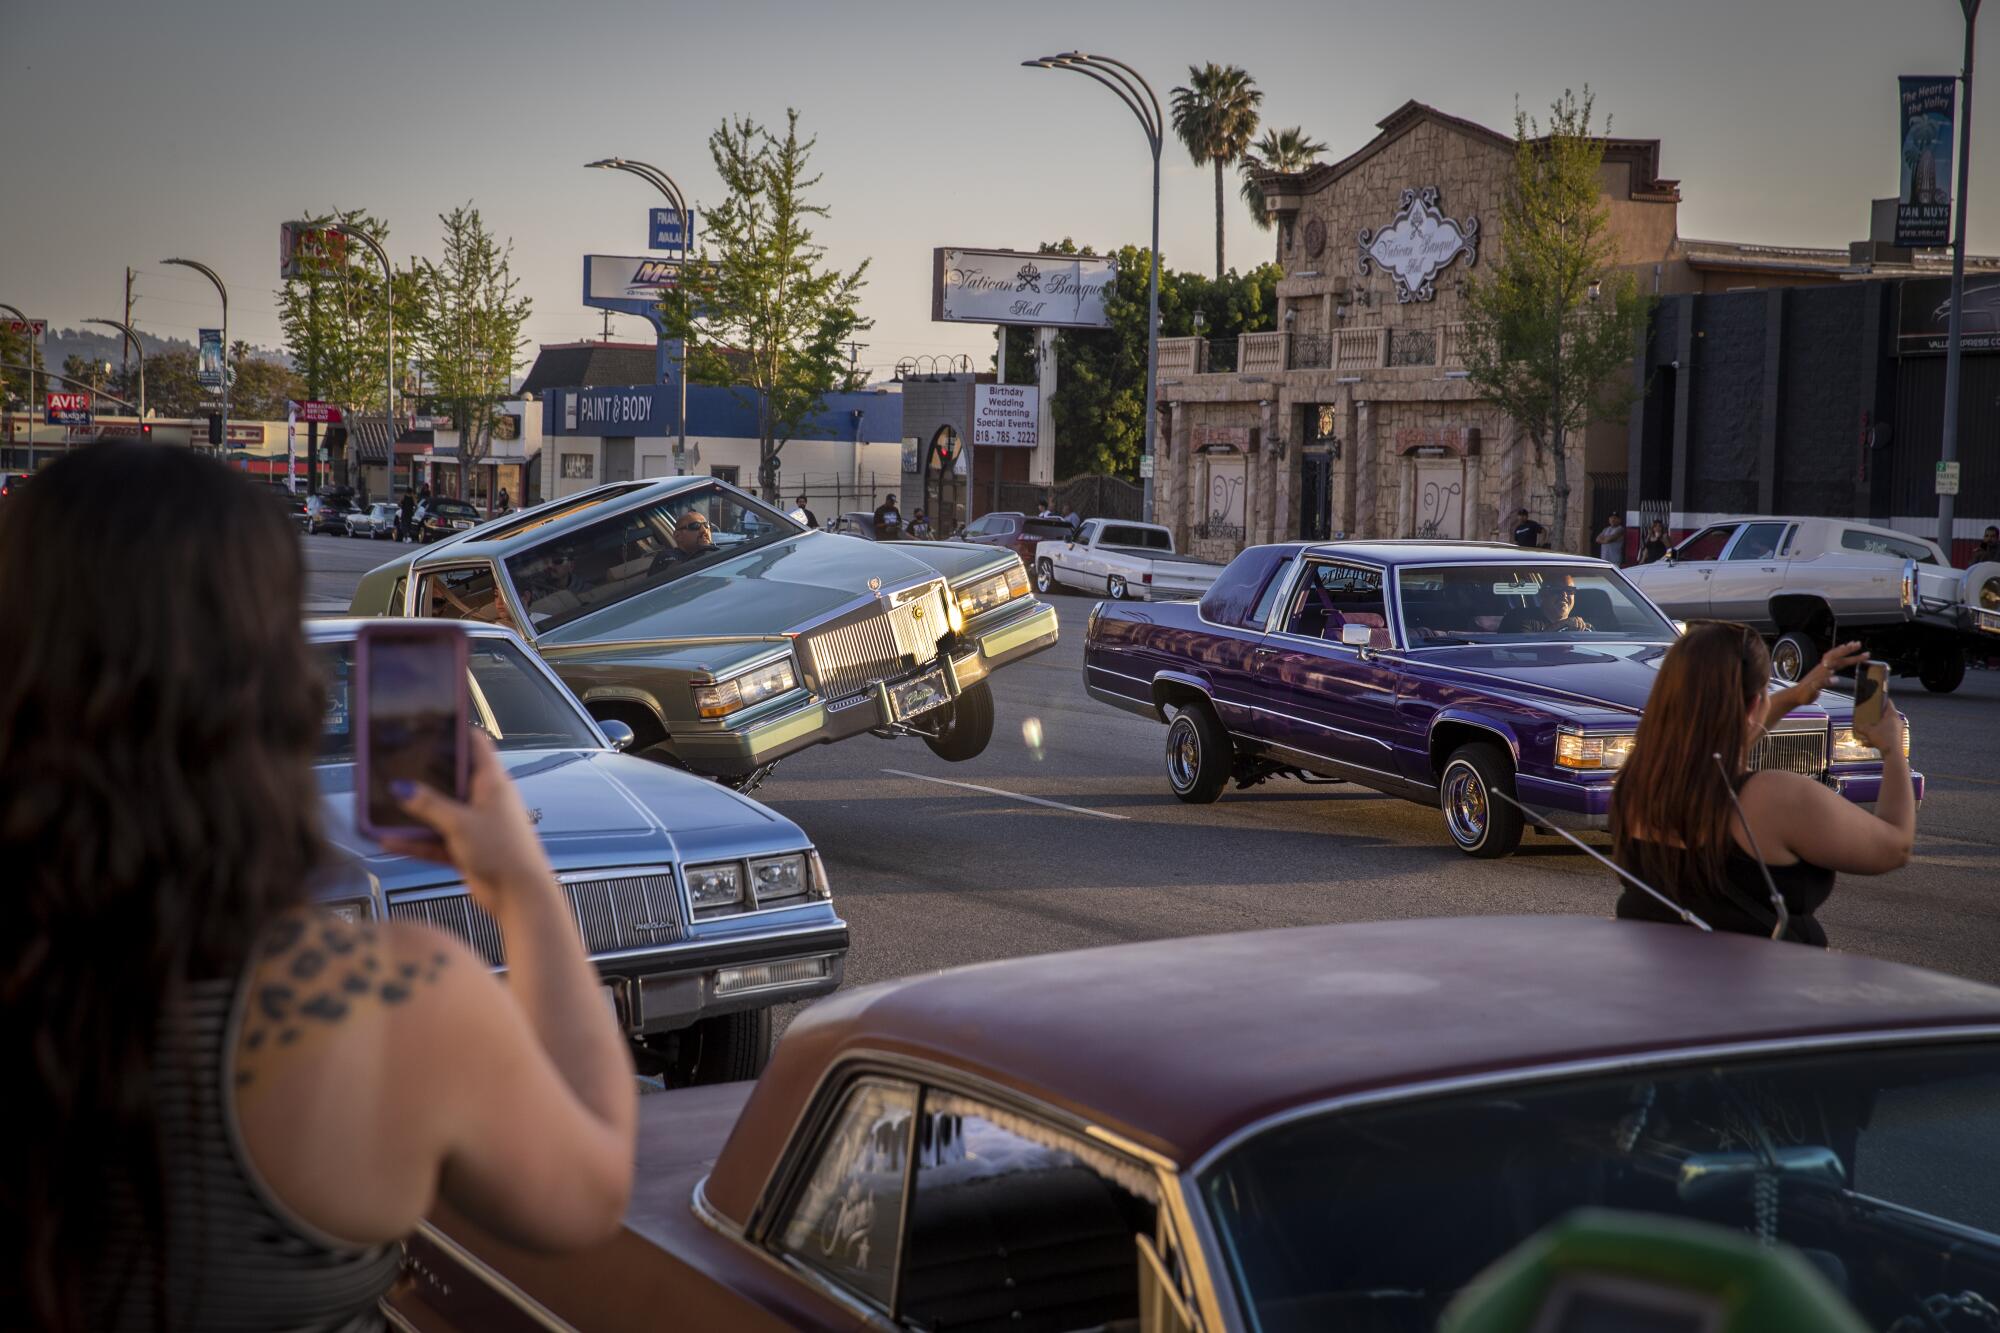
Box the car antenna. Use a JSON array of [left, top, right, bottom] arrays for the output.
[[1486, 785, 1713, 932], [1712, 753, 1789, 942]]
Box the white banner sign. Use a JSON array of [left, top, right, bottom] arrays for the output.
[[972, 384, 1039, 447], [934, 248, 1115, 328]]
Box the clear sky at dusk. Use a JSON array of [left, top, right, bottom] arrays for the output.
[[1, 0, 1992, 387]]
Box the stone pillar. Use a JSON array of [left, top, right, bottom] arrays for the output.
[[1034, 327, 1058, 487], [1336, 395, 1358, 538], [1354, 400, 1378, 539]]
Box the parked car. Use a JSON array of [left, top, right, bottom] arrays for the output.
[[1085, 541, 1920, 857], [1035, 517, 1228, 601], [961, 509, 1079, 565], [305, 619, 846, 1084], [0, 470, 30, 500], [383, 915, 2000, 1331], [1622, 515, 2000, 693], [826, 510, 884, 540], [348, 477, 1059, 788], [305, 496, 363, 536], [345, 500, 400, 539], [417, 496, 482, 542]]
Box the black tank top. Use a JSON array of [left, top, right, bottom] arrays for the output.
[[93, 970, 401, 1330], [1616, 842, 1835, 946]]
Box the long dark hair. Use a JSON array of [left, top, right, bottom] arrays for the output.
[[1, 445, 326, 1329], [1611, 621, 1769, 912]]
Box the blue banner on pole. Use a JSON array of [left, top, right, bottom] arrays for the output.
[[198, 328, 225, 388], [649, 207, 684, 252], [1897, 75, 1956, 248]]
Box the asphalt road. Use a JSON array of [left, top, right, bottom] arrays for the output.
[[302, 533, 2000, 990]]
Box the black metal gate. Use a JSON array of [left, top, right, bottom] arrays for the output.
[[1300, 451, 1334, 541]]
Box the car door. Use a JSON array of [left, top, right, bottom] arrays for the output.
[[1250, 558, 1406, 782], [1058, 520, 1100, 586], [1639, 523, 1738, 618], [1706, 520, 1793, 625]]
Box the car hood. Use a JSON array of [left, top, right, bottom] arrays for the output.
[[536, 532, 946, 646], [315, 747, 805, 892], [1406, 641, 1848, 725]]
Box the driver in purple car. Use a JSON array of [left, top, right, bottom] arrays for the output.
[[1500, 573, 1592, 634]]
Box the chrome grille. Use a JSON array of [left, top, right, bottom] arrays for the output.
[[803, 586, 945, 699], [387, 869, 684, 965], [1751, 730, 1828, 779]]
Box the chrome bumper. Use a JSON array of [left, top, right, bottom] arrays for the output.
[[671, 598, 1059, 776], [601, 919, 849, 1035]]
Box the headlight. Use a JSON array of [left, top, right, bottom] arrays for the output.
[[685, 861, 747, 917], [1833, 724, 1911, 763], [953, 563, 1030, 620], [750, 853, 810, 904], [323, 897, 373, 924], [693, 657, 799, 719], [1555, 728, 1637, 770]]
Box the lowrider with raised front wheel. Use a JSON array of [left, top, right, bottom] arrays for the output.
[[348, 477, 1059, 787], [1084, 540, 1922, 857]]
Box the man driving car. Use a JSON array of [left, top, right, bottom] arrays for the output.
[[1500, 573, 1592, 634]]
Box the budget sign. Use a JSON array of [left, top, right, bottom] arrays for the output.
[[46, 391, 93, 426]]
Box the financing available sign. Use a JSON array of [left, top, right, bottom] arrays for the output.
[[45, 391, 92, 427], [971, 384, 1039, 447], [933, 249, 1115, 329], [649, 208, 684, 252], [584, 254, 684, 317], [1896, 76, 1957, 248]]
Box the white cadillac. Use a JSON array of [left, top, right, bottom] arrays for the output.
[[1623, 515, 2000, 693]]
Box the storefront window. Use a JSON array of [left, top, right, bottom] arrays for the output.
[[561, 453, 595, 480]]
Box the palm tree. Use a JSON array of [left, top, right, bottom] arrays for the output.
[[1170, 64, 1263, 279], [1239, 126, 1329, 229]]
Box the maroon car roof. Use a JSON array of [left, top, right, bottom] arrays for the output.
[[704, 917, 2000, 1223]]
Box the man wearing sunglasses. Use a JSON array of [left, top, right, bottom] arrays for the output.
[[670, 508, 716, 560]]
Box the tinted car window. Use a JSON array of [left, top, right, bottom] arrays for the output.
[[1841, 527, 1939, 565], [1285, 562, 1387, 639], [1399, 564, 1674, 643], [420, 565, 516, 630], [1102, 524, 1170, 551], [506, 483, 802, 631], [899, 1092, 1156, 1332], [430, 499, 479, 520], [776, 1078, 916, 1310], [1674, 524, 1736, 562], [1205, 1043, 2000, 1331], [1727, 522, 1787, 561], [1023, 519, 1074, 543], [316, 636, 597, 762]]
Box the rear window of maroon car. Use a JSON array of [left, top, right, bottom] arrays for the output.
[[1199, 545, 1299, 628]]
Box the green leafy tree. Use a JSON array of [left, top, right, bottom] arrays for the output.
[[1461, 89, 1654, 548], [1239, 126, 1328, 227], [658, 110, 870, 501], [1001, 239, 1281, 479], [413, 204, 532, 467], [226, 343, 305, 420], [1170, 64, 1264, 279], [0, 324, 47, 411]]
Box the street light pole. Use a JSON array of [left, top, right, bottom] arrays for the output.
[[1938, 0, 1983, 558], [162, 258, 228, 452], [586, 158, 696, 477], [0, 301, 35, 451], [333, 224, 397, 494], [84, 318, 144, 423], [1025, 51, 1164, 524]]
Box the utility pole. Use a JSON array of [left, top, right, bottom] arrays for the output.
[[122, 268, 134, 373], [842, 339, 868, 389], [1938, 0, 1983, 558], [307, 284, 320, 493], [601, 309, 614, 342]]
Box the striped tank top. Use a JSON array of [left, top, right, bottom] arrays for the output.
[[92, 972, 401, 1331]]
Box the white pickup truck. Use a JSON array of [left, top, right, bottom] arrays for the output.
[[1622, 515, 2000, 693], [1032, 519, 1227, 601]]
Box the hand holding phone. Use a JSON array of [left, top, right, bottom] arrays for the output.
[[355, 623, 470, 841], [1851, 662, 1904, 758]]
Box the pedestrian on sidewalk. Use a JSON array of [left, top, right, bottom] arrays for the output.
[[789, 494, 818, 529], [0, 444, 637, 1332], [1609, 621, 1913, 946], [1511, 508, 1545, 548], [1595, 513, 1627, 566], [1641, 519, 1670, 564], [399, 490, 416, 542], [1974, 525, 2000, 566]]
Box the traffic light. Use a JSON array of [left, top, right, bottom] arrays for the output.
[[208, 413, 223, 445], [139, 422, 153, 439]]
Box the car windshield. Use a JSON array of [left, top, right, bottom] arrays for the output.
[[1023, 518, 1074, 541], [431, 500, 477, 518], [505, 482, 803, 631], [1398, 563, 1675, 644], [1204, 1042, 2000, 1332], [315, 635, 600, 762]]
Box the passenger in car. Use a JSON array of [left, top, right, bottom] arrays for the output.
[[1500, 574, 1592, 634]]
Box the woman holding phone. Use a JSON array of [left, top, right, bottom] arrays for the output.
[[1610, 622, 1916, 945], [1, 445, 635, 1331]]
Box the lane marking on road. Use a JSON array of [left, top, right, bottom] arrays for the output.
[[880, 769, 1131, 821], [1932, 773, 2000, 787]]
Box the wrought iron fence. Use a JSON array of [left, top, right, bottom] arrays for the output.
[[1203, 337, 1240, 374], [1387, 329, 1437, 367], [996, 473, 1146, 524], [1194, 521, 1245, 543], [1289, 332, 1331, 370]]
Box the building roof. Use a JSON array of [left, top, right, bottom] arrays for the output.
[[343, 416, 432, 466], [519, 342, 660, 396], [701, 916, 2000, 1221], [1678, 236, 2000, 278]]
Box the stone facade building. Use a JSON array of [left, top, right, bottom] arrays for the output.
[[1155, 101, 1686, 560]]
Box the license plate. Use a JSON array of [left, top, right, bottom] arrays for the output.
[[891, 669, 950, 721]]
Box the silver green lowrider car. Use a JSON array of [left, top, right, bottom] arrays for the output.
[[349, 477, 1059, 787]]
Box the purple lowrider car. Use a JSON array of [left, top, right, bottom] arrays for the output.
[[1084, 540, 1922, 857]]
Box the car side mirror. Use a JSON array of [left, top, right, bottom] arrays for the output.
[[1664, 547, 1677, 563], [1340, 624, 1373, 647], [599, 719, 637, 752], [1671, 619, 1688, 636]]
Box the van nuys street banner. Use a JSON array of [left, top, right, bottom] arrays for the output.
[[1897, 76, 1957, 248]]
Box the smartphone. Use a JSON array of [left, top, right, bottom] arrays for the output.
[[1852, 660, 1889, 729], [354, 622, 470, 840]]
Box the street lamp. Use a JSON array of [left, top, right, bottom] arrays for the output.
[[161, 258, 228, 450], [331, 223, 397, 492], [84, 318, 144, 422], [1938, 0, 1983, 556], [0, 301, 35, 440], [1024, 51, 1164, 523], [586, 158, 695, 477]]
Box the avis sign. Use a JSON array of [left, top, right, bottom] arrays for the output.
[[46, 391, 93, 427]]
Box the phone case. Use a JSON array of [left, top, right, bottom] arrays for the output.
[[354, 622, 470, 841], [1852, 662, 1888, 728]]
